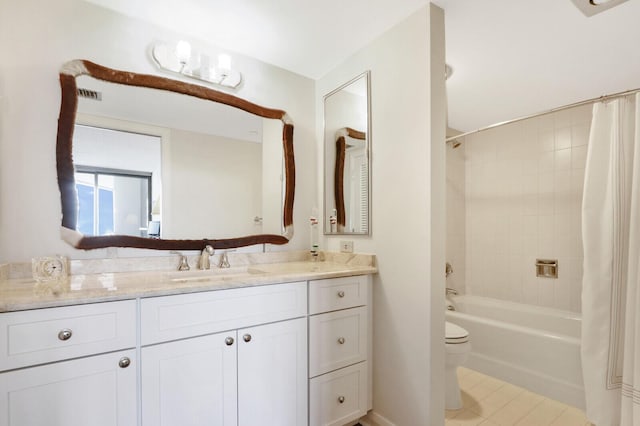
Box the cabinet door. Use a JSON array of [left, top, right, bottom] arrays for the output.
[[0, 349, 136, 426], [237, 318, 307, 426], [141, 331, 238, 426]]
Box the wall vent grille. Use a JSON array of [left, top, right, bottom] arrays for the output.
[[77, 88, 102, 101]]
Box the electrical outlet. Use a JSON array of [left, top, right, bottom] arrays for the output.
[[340, 240, 354, 253]]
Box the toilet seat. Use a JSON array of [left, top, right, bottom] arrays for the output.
[[445, 321, 469, 344]]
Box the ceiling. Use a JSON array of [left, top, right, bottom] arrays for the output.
[[433, 0, 640, 131], [84, 0, 640, 133], [83, 0, 429, 80]]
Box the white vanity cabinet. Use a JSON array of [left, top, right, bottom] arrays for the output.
[[0, 301, 138, 426], [308, 275, 372, 426], [0, 272, 374, 426], [140, 281, 308, 426]]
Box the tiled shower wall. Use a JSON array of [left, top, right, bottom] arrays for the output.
[[455, 104, 592, 313], [446, 135, 466, 294]]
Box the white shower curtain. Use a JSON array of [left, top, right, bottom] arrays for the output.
[[582, 93, 640, 426]]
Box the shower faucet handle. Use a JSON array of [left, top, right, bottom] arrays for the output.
[[445, 262, 454, 277]]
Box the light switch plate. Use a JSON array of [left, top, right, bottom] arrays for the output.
[[340, 240, 354, 253]]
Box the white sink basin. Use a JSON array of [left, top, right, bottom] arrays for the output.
[[167, 266, 264, 282]]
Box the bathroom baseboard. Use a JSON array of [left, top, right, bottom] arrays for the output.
[[361, 411, 396, 426]]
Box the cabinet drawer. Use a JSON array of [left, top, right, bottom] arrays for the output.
[[141, 281, 307, 345], [309, 307, 367, 377], [309, 361, 368, 426], [0, 300, 136, 372], [309, 275, 368, 315]]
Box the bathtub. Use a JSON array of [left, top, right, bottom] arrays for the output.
[[446, 295, 585, 409]]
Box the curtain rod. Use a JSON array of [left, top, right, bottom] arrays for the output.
[[446, 86, 640, 143]]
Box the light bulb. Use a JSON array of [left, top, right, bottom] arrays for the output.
[[175, 40, 191, 65], [218, 54, 232, 71]]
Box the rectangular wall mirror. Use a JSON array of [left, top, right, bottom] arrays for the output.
[[323, 71, 371, 235]]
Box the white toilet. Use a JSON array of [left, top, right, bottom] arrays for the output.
[[445, 321, 471, 410]]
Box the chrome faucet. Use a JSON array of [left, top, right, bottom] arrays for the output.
[[199, 245, 215, 270], [446, 287, 458, 296], [218, 250, 234, 268]]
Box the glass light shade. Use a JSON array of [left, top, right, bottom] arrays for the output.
[[175, 40, 191, 64], [218, 54, 232, 71], [152, 42, 243, 88]]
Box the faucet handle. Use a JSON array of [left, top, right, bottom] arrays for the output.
[[218, 249, 235, 269], [171, 251, 190, 271]]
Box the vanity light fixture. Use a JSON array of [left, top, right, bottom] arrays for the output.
[[570, 0, 629, 16], [151, 41, 242, 89], [175, 40, 191, 71]]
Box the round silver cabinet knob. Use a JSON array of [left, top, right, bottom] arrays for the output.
[[337, 291, 345, 298], [58, 329, 72, 341], [243, 334, 252, 343], [338, 396, 345, 404], [118, 357, 131, 368], [337, 337, 346, 345], [225, 337, 235, 346]]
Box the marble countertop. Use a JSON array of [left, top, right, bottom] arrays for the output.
[[0, 253, 376, 312]]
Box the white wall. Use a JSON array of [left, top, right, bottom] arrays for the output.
[[316, 5, 446, 425], [112, 175, 147, 236], [166, 129, 262, 239], [262, 118, 285, 235], [462, 104, 591, 312], [0, 0, 315, 262]]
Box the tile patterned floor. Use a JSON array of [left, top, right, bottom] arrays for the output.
[[445, 367, 592, 426]]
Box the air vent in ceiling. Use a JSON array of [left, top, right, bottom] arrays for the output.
[[77, 88, 102, 101], [570, 0, 630, 16]]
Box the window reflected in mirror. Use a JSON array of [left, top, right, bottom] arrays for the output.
[[75, 169, 151, 237], [73, 124, 161, 238]]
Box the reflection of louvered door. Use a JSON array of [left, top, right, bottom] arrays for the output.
[[359, 162, 368, 233], [347, 148, 368, 233]]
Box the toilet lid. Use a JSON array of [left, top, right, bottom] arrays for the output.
[[445, 321, 469, 344]]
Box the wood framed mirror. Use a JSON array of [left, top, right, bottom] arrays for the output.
[[57, 60, 295, 250]]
